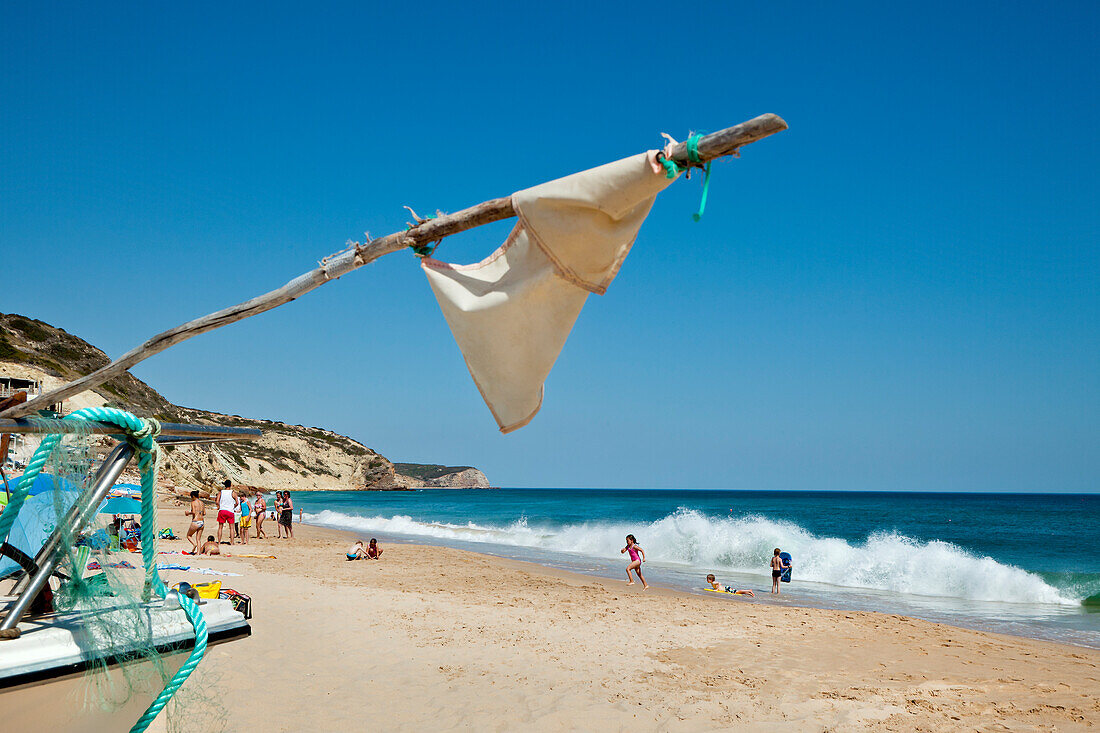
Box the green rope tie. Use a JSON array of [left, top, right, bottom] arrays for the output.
[[0, 407, 207, 733], [659, 155, 684, 179], [686, 132, 713, 222], [407, 214, 438, 258]]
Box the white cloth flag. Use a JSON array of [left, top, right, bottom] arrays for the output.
[[422, 152, 677, 432]]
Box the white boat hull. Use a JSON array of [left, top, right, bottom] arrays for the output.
[[0, 597, 250, 732]]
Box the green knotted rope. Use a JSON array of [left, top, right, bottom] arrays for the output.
[[659, 155, 684, 179], [657, 132, 715, 221], [686, 132, 713, 222], [0, 407, 208, 733], [407, 214, 439, 258]]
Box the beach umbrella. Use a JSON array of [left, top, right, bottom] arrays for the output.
[[98, 496, 143, 516], [8, 472, 82, 497], [0, 483, 81, 578]]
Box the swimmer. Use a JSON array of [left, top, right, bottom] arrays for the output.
[[706, 573, 754, 596]]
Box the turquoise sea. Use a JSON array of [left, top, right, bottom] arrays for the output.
[[294, 489, 1100, 648]]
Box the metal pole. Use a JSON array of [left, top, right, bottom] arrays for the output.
[[0, 442, 135, 632]]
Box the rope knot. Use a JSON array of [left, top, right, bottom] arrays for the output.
[[131, 417, 162, 445]]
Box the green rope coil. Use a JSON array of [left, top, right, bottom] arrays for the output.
[[0, 407, 207, 733]]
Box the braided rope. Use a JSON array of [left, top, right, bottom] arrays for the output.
[[128, 591, 208, 733]]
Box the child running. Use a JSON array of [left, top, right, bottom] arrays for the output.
[[706, 573, 755, 596], [620, 534, 648, 589]]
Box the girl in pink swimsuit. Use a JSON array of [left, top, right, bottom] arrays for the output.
[[620, 534, 648, 589]]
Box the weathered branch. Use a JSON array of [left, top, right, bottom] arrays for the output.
[[2, 113, 788, 419]]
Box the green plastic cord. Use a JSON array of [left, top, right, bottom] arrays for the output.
[[0, 407, 208, 733], [686, 132, 713, 222]]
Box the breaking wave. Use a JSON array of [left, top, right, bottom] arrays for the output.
[[306, 507, 1085, 606]]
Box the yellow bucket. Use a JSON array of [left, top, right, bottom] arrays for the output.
[[193, 580, 222, 599]]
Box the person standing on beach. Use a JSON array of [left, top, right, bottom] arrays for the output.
[[273, 492, 284, 539], [620, 534, 648, 589], [253, 492, 266, 539], [185, 490, 205, 553], [770, 548, 789, 594], [216, 480, 238, 546], [280, 491, 294, 539], [239, 494, 251, 545]]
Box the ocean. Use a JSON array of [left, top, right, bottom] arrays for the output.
[[293, 488, 1100, 649]]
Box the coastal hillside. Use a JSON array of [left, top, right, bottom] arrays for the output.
[[0, 313, 490, 491]]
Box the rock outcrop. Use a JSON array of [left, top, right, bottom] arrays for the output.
[[392, 464, 492, 489]]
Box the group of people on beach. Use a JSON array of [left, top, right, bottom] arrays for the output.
[[184, 480, 299, 554], [621, 534, 791, 597]]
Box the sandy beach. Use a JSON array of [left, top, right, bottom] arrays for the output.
[[148, 504, 1100, 732]]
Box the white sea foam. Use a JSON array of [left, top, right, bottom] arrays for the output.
[[305, 507, 1079, 606]]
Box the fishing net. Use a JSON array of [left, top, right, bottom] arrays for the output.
[[0, 411, 223, 733]]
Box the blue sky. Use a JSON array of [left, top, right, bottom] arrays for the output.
[[2, 2, 1097, 491]]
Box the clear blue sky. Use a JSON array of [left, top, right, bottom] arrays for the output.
[[2, 2, 1097, 491]]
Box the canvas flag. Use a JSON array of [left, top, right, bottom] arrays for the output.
[[422, 151, 677, 432]]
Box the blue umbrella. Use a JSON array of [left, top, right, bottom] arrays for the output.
[[6, 472, 82, 497], [99, 497, 143, 516], [0, 484, 81, 578]]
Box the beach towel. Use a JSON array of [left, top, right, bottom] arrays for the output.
[[422, 152, 677, 432], [156, 563, 241, 577]]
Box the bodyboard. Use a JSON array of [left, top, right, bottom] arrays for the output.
[[779, 552, 792, 583], [704, 587, 753, 597]]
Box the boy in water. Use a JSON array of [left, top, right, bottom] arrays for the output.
[[706, 573, 754, 596], [185, 490, 205, 553], [771, 548, 789, 594]]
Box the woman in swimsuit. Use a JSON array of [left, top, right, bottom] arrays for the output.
[[280, 491, 294, 539], [620, 534, 648, 589], [185, 490, 205, 553], [253, 493, 266, 539]]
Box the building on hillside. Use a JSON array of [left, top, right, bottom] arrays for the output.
[[0, 376, 65, 415]]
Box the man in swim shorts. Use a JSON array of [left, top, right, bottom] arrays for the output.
[[216, 479, 238, 545], [185, 490, 206, 553]]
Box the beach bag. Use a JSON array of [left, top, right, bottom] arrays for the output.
[[192, 580, 222, 599], [219, 587, 252, 619]]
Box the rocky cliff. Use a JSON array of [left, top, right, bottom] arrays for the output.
[[0, 313, 489, 491], [391, 463, 492, 489]]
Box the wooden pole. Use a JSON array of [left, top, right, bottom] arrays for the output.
[[2, 113, 788, 419]]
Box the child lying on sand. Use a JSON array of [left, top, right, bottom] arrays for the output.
[[706, 574, 754, 596]]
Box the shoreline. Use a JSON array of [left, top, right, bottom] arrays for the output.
[[153, 501, 1100, 731]]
